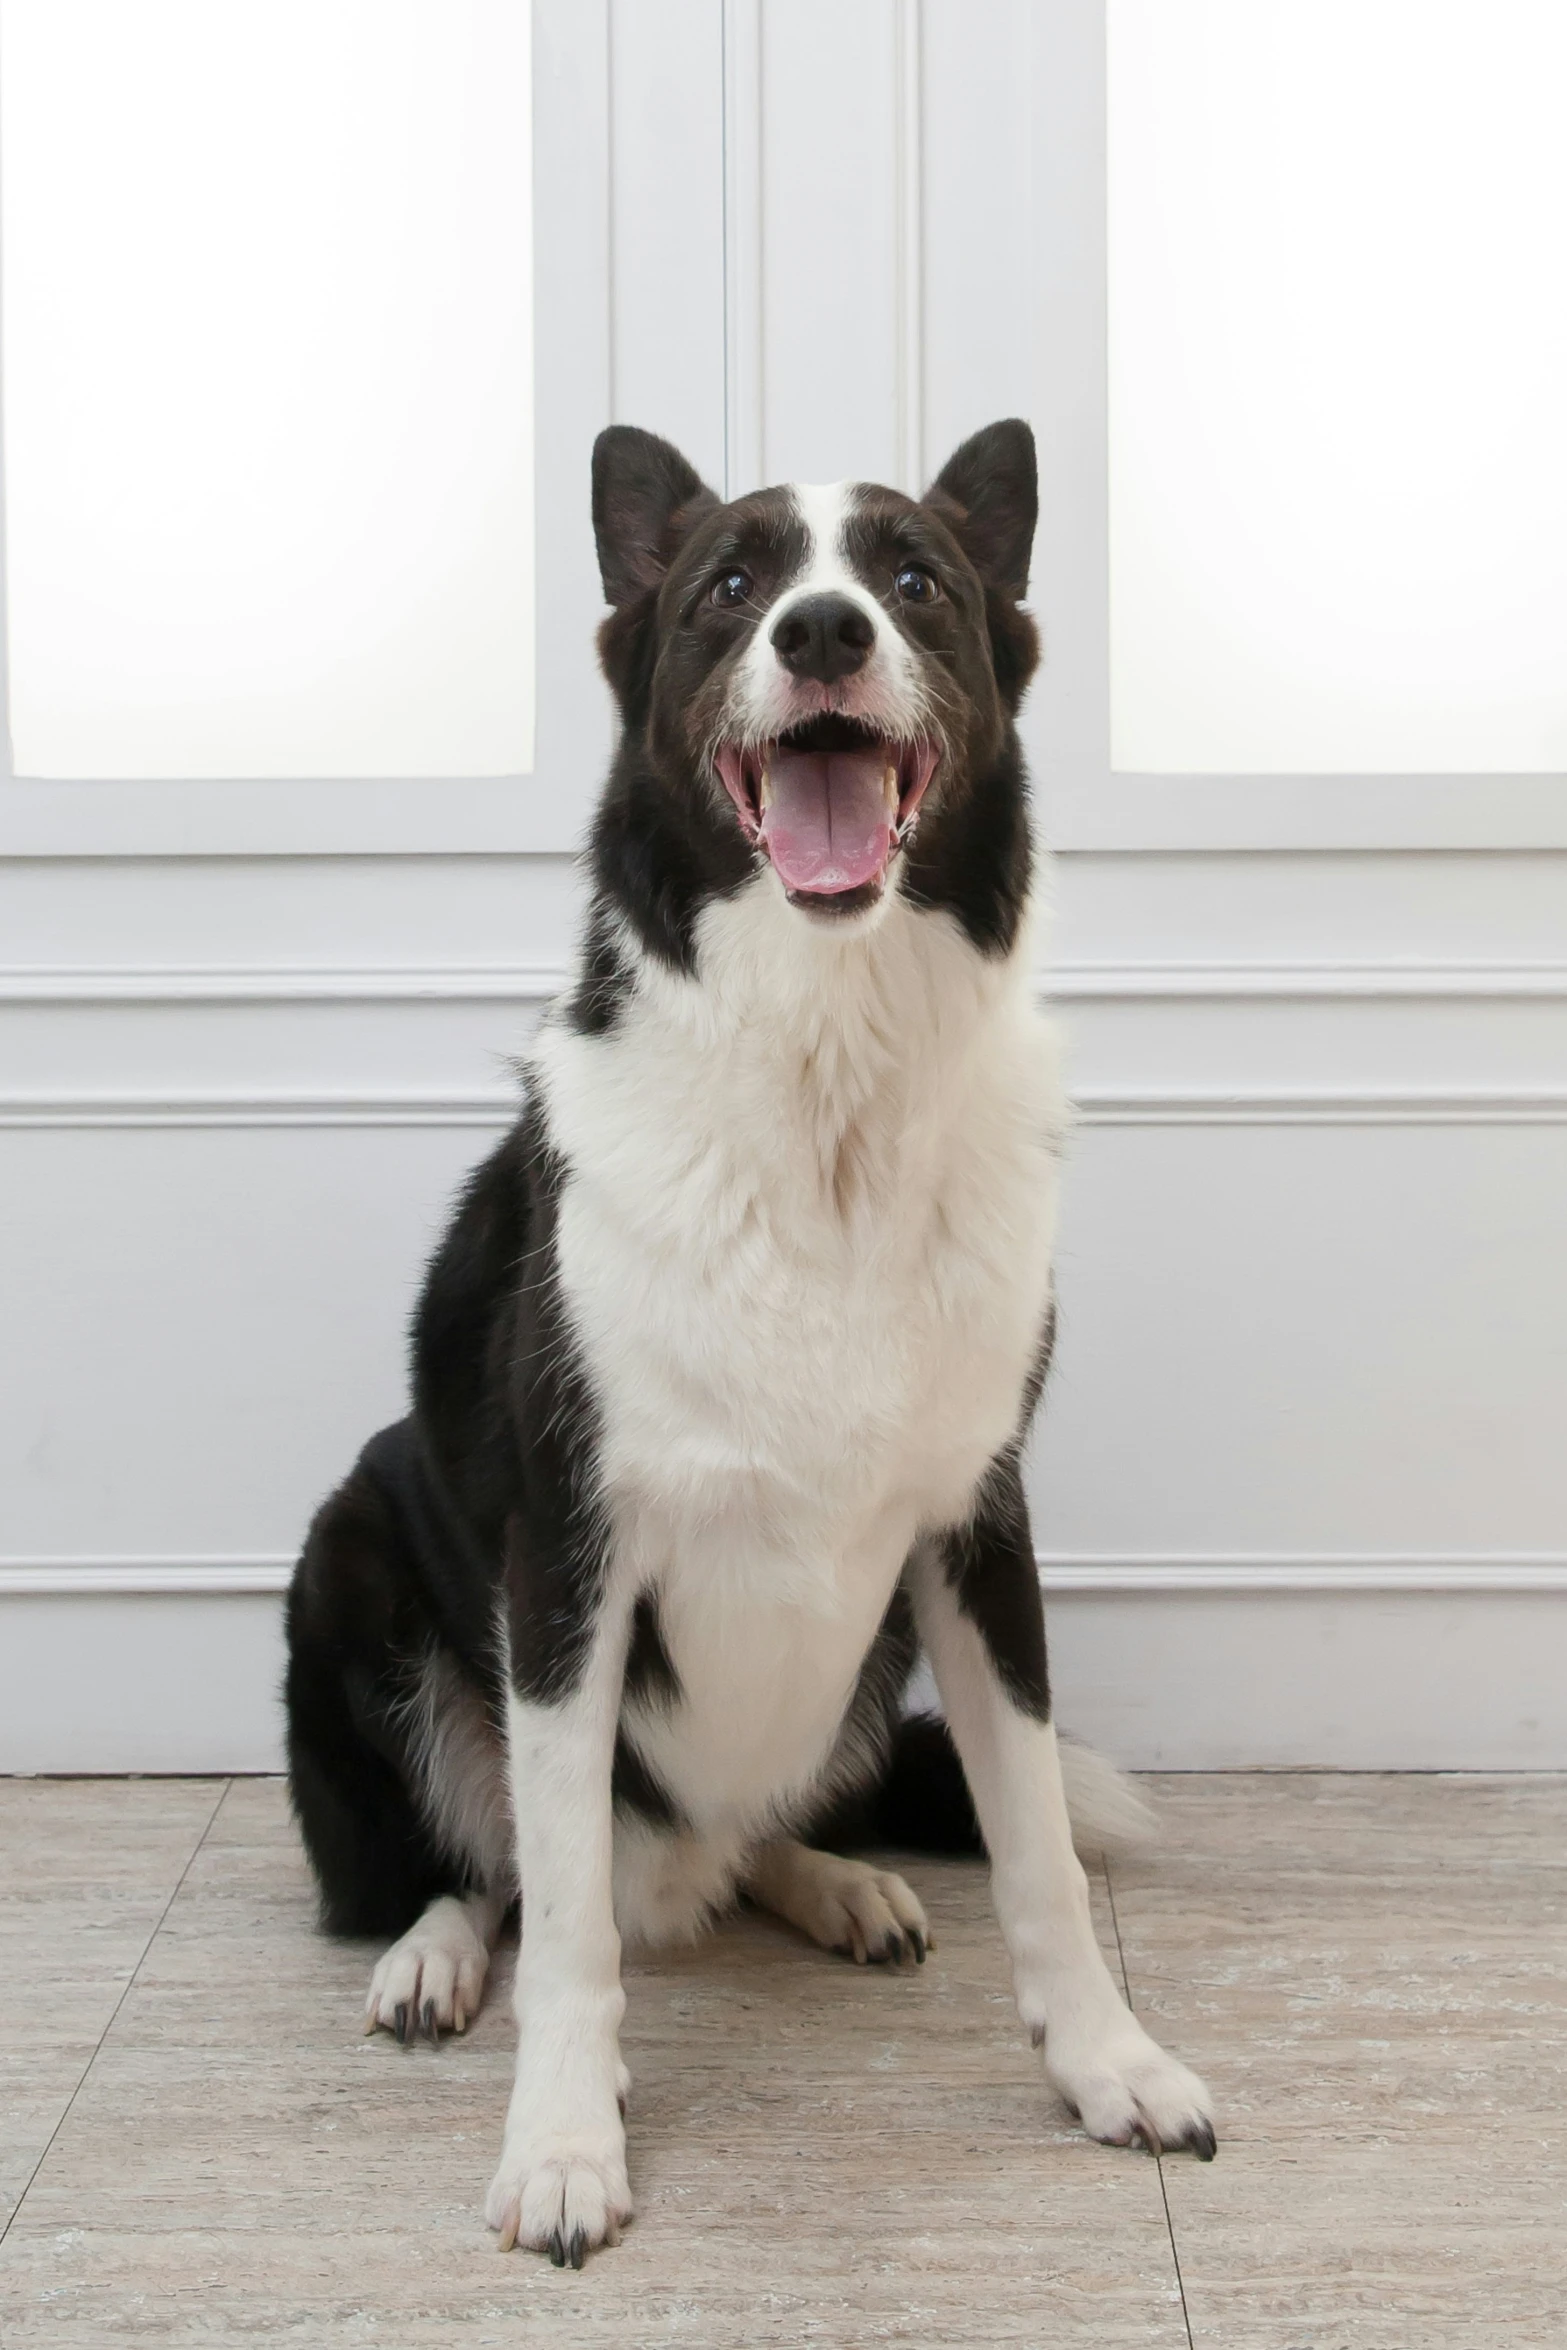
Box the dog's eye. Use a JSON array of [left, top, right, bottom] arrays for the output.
[[710, 570, 752, 608], [894, 565, 938, 604]]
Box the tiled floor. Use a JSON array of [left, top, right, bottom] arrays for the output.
[[1, 1774, 1563, 2347]]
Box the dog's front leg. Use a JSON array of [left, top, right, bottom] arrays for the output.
[[486, 1575, 634, 2265], [910, 1463, 1216, 2160]]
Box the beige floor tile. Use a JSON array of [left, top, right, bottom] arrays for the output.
[[0, 1784, 1183, 2347], [1159, 2144, 1566, 2349], [11, 1769, 1564, 2346], [1108, 1773, 1567, 2348], [0, 1779, 225, 2229]]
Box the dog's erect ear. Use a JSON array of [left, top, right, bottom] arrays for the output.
[[592, 425, 718, 607], [925, 420, 1037, 601]]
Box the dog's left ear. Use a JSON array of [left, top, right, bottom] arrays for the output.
[[925, 419, 1037, 602], [593, 425, 718, 607]]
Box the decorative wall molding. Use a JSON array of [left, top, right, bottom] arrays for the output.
[[1081, 1090, 1567, 1127], [0, 1558, 294, 1596], [893, 0, 925, 495], [0, 1093, 519, 1130], [7, 958, 1567, 1006], [720, 0, 763, 497], [1048, 961, 1567, 1001], [6, 1551, 1564, 1598], [5, 1085, 1566, 1131], [0, 964, 569, 1005], [1038, 1553, 1567, 1594]]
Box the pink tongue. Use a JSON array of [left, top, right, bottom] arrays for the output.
[[759, 748, 893, 894]]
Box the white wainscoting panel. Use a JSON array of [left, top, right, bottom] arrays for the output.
[[0, 1126, 478, 1558], [0, 1594, 288, 1776], [5, 1584, 1562, 1776]]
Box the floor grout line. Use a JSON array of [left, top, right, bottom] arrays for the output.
[[1104, 1858, 1197, 2350], [0, 1776, 234, 2249]]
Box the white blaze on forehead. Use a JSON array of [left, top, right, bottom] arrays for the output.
[[787, 480, 858, 594]]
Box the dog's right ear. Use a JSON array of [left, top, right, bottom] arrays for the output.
[[592, 426, 718, 607]]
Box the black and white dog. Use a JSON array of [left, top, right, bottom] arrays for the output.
[[285, 419, 1215, 2267]]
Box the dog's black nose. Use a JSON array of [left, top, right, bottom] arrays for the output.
[[770, 593, 875, 685]]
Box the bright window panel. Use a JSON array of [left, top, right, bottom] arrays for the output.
[[1109, 0, 1567, 775], [1, 0, 533, 780]]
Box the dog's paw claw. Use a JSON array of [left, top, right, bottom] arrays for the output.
[[487, 2138, 632, 2265], [780, 1856, 931, 1972], [1046, 2024, 1216, 2165], [365, 1905, 492, 2043]]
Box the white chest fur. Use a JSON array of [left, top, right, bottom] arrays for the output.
[[531, 880, 1065, 1823]]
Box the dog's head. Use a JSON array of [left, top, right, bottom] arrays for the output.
[[591, 421, 1039, 942]]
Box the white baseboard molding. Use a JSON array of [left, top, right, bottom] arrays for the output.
[[1045, 1590, 1567, 1770], [3, 1576, 1563, 1773], [0, 1592, 289, 1775]]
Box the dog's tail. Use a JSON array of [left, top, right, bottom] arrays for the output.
[[867, 1711, 1157, 1859]]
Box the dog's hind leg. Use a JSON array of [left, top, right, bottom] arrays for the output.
[[745, 1839, 930, 1966], [365, 1887, 506, 2041], [285, 1440, 473, 1942], [909, 1472, 1217, 2162]]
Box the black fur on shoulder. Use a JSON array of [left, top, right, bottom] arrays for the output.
[[407, 1101, 613, 1709], [565, 896, 638, 1036]]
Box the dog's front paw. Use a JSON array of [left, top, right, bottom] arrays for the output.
[[1044, 2017, 1216, 2160], [486, 2122, 633, 2265]]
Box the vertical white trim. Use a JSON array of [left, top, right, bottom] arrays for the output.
[[720, 0, 764, 496], [603, 0, 619, 418], [894, 0, 925, 496]]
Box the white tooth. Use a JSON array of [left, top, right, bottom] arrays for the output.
[[759, 765, 773, 812], [884, 764, 900, 816]]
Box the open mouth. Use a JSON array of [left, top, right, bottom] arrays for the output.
[[713, 716, 939, 904]]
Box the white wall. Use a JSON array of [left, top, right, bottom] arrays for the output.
[[2, 0, 1563, 1772]]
